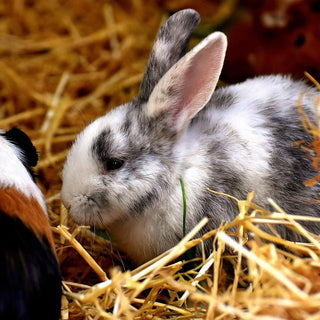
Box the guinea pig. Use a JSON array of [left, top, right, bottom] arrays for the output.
[[61, 9, 320, 265], [0, 128, 61, 320]]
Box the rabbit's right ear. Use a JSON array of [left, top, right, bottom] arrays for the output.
[[138, 9, 200, 102], [145, 32, 227, 132]]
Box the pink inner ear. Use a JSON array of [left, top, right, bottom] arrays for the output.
[[147, 32, 227, 131], [171, 35, 226, 129]]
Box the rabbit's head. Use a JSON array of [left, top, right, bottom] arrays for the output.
[[61, 9, 227, 232]]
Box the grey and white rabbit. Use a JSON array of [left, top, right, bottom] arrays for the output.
[[61, 9, 320, 265]]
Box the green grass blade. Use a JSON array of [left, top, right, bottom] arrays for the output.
[[179, 177, 187, 237]]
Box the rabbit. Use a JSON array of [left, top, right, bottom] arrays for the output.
[[61, 9, 320, 266], [0, 128, 61, 320]]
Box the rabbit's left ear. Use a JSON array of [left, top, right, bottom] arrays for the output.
[[145, 32, 227, 132], [138, 9, 200, 102]]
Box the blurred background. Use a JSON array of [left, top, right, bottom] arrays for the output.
[[1, 0, 319, 132]]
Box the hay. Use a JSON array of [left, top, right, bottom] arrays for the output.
[[57, 196, 320, 319], [1, 1, 320, 319]]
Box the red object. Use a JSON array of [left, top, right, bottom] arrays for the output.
[[223, 0, 320, 83]]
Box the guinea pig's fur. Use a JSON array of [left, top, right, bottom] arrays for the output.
[[0, 128, 61, 320]]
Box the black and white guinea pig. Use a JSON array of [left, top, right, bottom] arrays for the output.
[[62, 9, 320, 265], [0, 128, 61, 320]]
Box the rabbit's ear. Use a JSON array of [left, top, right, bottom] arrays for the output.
[[146, 32, 227, 132], [138, 9, 200, 102]]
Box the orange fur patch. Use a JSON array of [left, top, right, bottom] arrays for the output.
[[0, 187, 56, 253]]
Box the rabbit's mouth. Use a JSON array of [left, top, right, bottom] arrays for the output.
[[67, 193, 124, 228], [65, 194, 100, 225]]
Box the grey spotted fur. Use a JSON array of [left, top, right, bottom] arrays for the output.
[[61, 9, 320, 265], [138, 9, 200, 101]]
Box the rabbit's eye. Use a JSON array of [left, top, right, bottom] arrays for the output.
[[105, 158, 124, 171]]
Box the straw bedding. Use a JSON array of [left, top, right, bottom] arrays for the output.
[[1, 1, 320, 319]]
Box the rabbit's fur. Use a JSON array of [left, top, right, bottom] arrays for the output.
[[62, 9, 320, 265]]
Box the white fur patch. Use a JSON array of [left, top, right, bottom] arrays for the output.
[[152, 39, 171, 62], [0, 134, 47, 214], [61, 105, 131, 223]]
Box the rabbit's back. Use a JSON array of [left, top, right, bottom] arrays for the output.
[[188, 75, 320, 238]]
